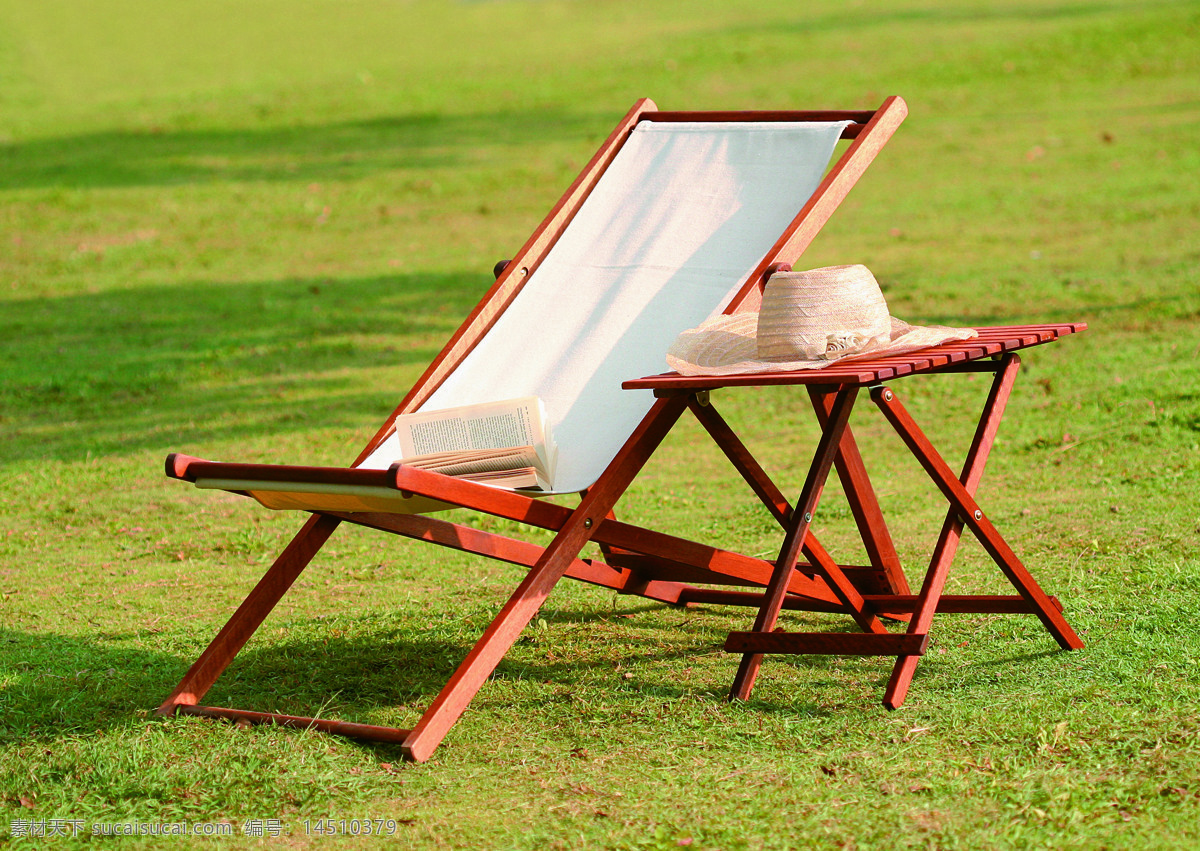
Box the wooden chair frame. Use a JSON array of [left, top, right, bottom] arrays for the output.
[[160, 96, 1079, 762]]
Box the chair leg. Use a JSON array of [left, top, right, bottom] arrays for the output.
[[401, 395, 690, 761], [158, 513, 341, 714], [401, 503, 607, 762]]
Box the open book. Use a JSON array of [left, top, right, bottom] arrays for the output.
[[364, 396, 557, 491]]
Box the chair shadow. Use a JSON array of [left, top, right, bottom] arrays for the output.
[[193, 604, 720, 710], [0, 627, 190, 744], [0, 617, 710, 747], [0, 614, 678, 747], [6, 597, 1036, 749]]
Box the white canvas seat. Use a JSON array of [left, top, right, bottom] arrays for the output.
[[386, 121, 850, 492], [202, 119, 849, 510]]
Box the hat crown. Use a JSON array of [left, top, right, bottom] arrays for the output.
[[755, 264, 891, 361]]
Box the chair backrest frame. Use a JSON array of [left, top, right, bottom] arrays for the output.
[[353, 97, 908, 469]]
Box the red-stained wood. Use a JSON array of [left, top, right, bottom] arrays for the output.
[[878, 355, 1019, 709], [682, 589, 1060, 615], [642, 109, 879, 125], [866, 594, 1063, 614], [167, 454, 395, 487], [871, 384, 1084, 653], [726, 631, 928, 657], [178, 705, 412, 744], [808, 388, 909, 596], [328, 509, 634, 592]]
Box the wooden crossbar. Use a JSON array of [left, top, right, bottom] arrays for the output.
[[679, 589, 1061, 615], [725, 631, 929, 656], [177, 705, 413, 744]]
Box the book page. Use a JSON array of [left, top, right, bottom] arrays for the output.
[[404, 446, 543, 478], [393, 396, 545, 459]]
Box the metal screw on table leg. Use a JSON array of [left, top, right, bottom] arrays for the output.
[[973, 509, 982, 521], [804, 512, 812, 522], [883, 389, 894, 402]]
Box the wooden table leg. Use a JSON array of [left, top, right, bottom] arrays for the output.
[[871, 358, 1083, 710], [730, 386, 887, 702]]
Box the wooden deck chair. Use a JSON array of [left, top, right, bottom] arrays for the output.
[[160, 97, 920, 762]]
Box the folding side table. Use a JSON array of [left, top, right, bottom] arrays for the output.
[[624, 324, 1087, 708]]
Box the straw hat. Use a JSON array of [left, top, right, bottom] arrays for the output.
[[666, 265, 976, 376]]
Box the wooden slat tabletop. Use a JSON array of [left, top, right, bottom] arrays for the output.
[[623, 323, 1086, 392]]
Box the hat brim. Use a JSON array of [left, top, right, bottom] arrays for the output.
[[666, 312, 977, 376]]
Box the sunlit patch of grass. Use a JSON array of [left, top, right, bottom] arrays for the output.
[[1, 0, 1199, 848]]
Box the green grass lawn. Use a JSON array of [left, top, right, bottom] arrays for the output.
[[2, 0, 1199, 847]]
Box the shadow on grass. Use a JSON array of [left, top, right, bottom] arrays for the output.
[[0, 604, 734, 746], [0, 627, 182, 743], [0, 270, 485, 464], [195, 601, 719, 707], [194, 637, 859, 736], [749, 0, 1129, 37], [0, 109, 607, 191], [0, 605, 1071, 747]]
